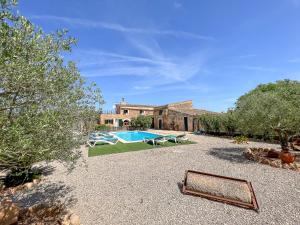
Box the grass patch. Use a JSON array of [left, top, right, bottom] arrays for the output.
[[88, 141, 195, 157]]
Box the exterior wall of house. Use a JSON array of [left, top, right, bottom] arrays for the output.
[[100, 105, 154, 127], [153, 100, 195, 132], [99, 114, 132, 127], [153, 109, 195, 132], [153, 107, 168, 130], [118, 106, 154, 117]]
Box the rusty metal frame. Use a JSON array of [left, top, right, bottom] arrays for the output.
[[182, 170, 259, 212]]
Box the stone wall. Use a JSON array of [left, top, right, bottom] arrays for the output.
[[119, 108, 154, 117], [153, 109, 195, 132], [100, 106, 154, 127]]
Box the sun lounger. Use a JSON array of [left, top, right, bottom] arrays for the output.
[[89, 132, 114, 140], [144, 134, 189, 145], [87, 137, 119, 147], [176, 134, 189, 142], [144, 136, 168, 146], [164, 134, 189, 143], [90, 132, 112, 137]]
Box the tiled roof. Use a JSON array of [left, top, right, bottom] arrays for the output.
[[119, 104, 156, 108], [118, 100, 192, 109], [170, 108, 216, 116], [155, 100, 192, 109]]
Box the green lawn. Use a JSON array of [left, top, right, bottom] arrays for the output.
[[88, 141, 195, 157]]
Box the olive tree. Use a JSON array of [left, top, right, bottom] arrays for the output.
[[0, 0, 103, 179], [235, 80, 300, 151], [221, 109, 238, 136], [197, 113, 222, 134]]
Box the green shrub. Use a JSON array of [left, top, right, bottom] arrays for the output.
[[197, 113, 222, 134], [130, 115, 153, 130], [221, 109, 238, 136], [233, 135, 249, 144], [95, 124, 110, 131]]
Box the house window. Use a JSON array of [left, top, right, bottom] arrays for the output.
[[140, 110, 144, 115], [159, 110, 163, 115], [123, 109, 128, 115], [104, 119, 113, 125]]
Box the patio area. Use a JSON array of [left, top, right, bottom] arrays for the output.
[[16, 133, 300, 225]]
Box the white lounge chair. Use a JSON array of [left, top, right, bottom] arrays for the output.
[[176, 134, 189, 142], [163, 134, 188, 143], [144, 136, 168, 146], [87, 137, 119, 147], [89, 132, 113, 138]]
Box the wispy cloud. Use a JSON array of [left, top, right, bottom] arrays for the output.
[[224, 97, 237, 103], [112, 82, 213, 97], [82, 66, 153, 77], [74, 36, 207, 95], [174, 2, 183, 9], [76, 50, 174, 67], [228, 65, 276, 72], [133, 86, 150, 90], [30, 15, 214, 40], [77, 36, 206, 81], [288, 58, 300, 63], [238, 54, 256, 59], [289, 0, 300, 7]]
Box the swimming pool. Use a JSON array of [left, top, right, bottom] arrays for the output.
[[113, 131, 161, 143]]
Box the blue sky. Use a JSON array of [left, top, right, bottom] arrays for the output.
[[19, 0, 300, 112]]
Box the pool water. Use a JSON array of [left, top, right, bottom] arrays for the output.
[[113, 131, 160, 143]]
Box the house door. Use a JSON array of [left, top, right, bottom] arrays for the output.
[[184, 117, 188, 131], [159, 119, 163, 129]]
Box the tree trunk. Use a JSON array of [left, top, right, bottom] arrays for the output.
[[275, 129, 289, 151]]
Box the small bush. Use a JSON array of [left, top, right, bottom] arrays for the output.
[[233, 135, 249, 144], [95, 124, 110, 131], [130, 115, 153, 130]]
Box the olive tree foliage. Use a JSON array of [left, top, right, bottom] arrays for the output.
[[235, 80, 300, 150], [0, 0, 103, 174], [221, 109, 238, 136], [197, 113, 222, 134], [197, 110, 238, 136]]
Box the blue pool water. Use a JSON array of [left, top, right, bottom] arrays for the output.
[[113, 131, 160, 142]]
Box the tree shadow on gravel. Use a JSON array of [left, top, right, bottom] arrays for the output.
[[208, 147, 254, 164], [12, 181, 77, 208]]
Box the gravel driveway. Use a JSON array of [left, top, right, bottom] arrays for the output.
[[20, 134, 300, 225]]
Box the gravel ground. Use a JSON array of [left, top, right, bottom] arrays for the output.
[[17, 133, 300, 225]]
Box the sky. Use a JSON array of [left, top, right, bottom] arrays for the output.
[[18, 0, 300, 112]]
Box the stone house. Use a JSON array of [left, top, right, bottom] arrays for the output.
[[152, 100, 212, 132], [99, 98, 155, 127], [99, 98, 213, 132]]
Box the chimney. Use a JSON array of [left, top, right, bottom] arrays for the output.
[[120, 97, 126, 105]]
